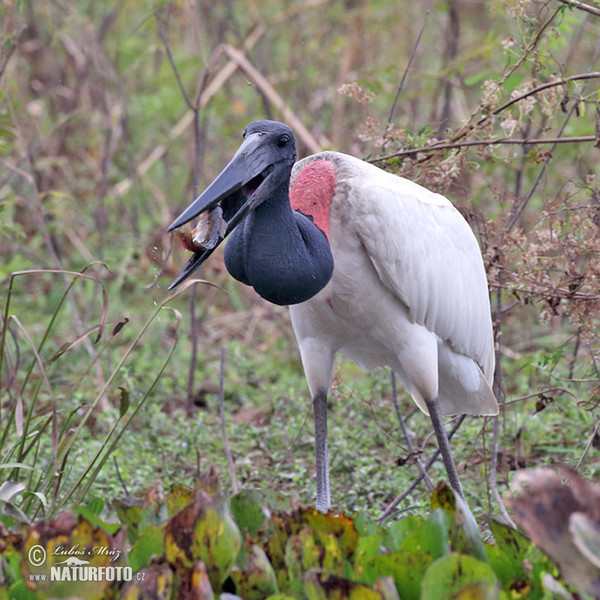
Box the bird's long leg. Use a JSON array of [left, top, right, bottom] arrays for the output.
[[313, 389, 330, 512], [425, 397, 465, 500]]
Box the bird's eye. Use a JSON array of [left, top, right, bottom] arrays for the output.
[[242, 128, 247, 138], [278, 134, 290, 147]]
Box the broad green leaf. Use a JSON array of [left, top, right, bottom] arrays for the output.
[[129, 523, 164, 573], [399, 508, 449, 559], [230, 490, 271, 537], [303, 508, 360, 559], [165, 484, 195, 517], [231, 544, 279, 600], [354, 533, 384, 578], [431, 483, 487, 562], [421, 553, 500, 600], [164, 486, 241, 591], [363, 550, 432, 600], [381, 515, 423, 551]]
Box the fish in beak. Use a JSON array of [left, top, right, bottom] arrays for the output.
[[167, 122, 295, 289]]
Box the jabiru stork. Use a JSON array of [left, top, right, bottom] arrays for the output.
[[167, 120, 498, 512]]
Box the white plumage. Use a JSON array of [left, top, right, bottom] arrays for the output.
[[289, 152, 497, 418]]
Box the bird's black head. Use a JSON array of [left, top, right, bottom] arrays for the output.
[[167, 120, 297, 288]]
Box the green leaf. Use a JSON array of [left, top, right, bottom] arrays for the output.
[[164, 482, 241, 591], [302, 508, 360, 559], [7, 580, 42, 600], [230, 490, 271, 537], [399, 508, 449, 559], [166, 484, 195, 517], [231, 544, 279, 600], [431, 484, 487, 562], [118, 385, 130, 416], [362, 550, 432, 600], [86, 496, 105, 515], [129, 523, 165, 573], [421, 553, 500, 600]]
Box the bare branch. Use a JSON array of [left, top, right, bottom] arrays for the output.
[[555, 0, 600, 17], [109, 26, 265, 198], [221, 44, 329, 153], [371, 135, 597, 163], [383, 0, 433, 146]]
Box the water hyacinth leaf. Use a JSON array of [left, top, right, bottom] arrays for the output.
[[507, 466, 600, 597], [381, 515, 423, 552], [230, 490, 271, 537], [304, 571, 383, 600], [20, 512, 127, 599], [420, 553, 500, 600], [129, 523, 165, 573], [353, 512, 380, 537], [178, 560, 215, 600], [431, 483, 487, 562], [112, 498, 144, 544], [164, 484, 241, 591], [285, 528, 323, 596], [353, 533, 384, 578], [486, 518, 531, 589], [7, 580, 42, 600], [230, 544, 278, 600], [120, 561, 174, 600], [302, 508, 359, 559], [488, 519, 531, 566], [569, 512, 600, 569], [362, 550, 432, 600], [399, 508, 449, 559], [166, 484, 195, 518], [113, 483, 168, 544]]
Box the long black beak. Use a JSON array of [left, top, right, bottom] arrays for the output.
[[167, 133, 274, 289]]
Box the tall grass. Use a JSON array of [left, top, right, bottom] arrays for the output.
[[0, 268, 211, 521]]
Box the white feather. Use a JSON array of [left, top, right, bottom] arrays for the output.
[[289, 152, 498, 417]]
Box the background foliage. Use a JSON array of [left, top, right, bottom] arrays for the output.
[[1, 0, 600, 527]]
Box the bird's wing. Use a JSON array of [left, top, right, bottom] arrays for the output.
[[348, 169, 494, 379]]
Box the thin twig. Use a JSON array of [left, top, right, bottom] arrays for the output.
[[492, 72, 600, 117], [0, 25, 25, 84], [370, 135, 597, 163], [109, 25, 265, 197], [218, 348, 238, 494], [450, 5, 564, 145], [378, 415, 466, 523], [186, 285, 199, 415], [390, 372, 434, 491], [156, 7, 194, 111], [575, 347, 600, 469], [113, 456, 129, 497], [383, 1, 433, 146], [221, 44, 329, 153], [555, 0, 600, 17]]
